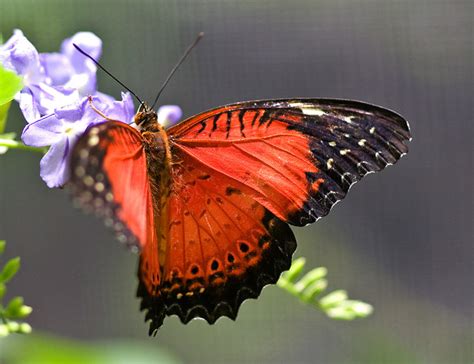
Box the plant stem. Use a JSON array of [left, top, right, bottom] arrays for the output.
[[0, 139, 46, 153]]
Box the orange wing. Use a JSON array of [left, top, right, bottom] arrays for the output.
[[169, 99, 411, 225], [138, 149, 296, 334], [138, 99, 411, 334]]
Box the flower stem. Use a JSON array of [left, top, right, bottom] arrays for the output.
[[0, 138, 46, 153]]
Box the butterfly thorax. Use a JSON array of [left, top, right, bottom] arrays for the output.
[[136, 108, 173, 267]]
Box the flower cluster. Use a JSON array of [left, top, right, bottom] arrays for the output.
[[0, 30, 182, 187]]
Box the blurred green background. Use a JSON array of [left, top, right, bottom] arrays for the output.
[[0, 0, 472, 363]]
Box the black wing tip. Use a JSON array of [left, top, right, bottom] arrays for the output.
[[137, 211, 296, 336]]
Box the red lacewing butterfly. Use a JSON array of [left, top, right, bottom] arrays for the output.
[[69, 36, 411, 335]]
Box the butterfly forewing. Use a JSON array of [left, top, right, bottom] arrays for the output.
[[169, 98, 411, 226]]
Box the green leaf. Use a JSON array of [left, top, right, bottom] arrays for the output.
[[0, 102, 11, 134], [5, 296, 24, 318], [301, 278, 328, 302], [325, 305, 358, 320], [280, 257, 306, 283], [319, 290, 348, 309], [343, 300, 374, 317], [294, 267, 327, 293], [0, 64, 22, 133], [0, 257, 20, 283], [6, 321, 20, 332], [18, 322, 32, 334], [0, 282, 6, 300], [324, 300, 373, 320], [0, 64, 23, 106], [0, 324, 9, 337], [15, 305, 33, 319], [0, 240, 5, 255], [1, 334, 180, 363]]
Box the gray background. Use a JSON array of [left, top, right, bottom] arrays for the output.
[[0, 1, 472, 363]]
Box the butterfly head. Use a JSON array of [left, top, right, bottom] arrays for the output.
[[134, 103, 158, 131]]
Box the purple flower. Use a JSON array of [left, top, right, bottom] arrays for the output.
[[0, 31, 102, 122], [22, 93, 134, 188], [157, 105, 182, 127], [2, 29, 184, 189], [40, 32, 102, 97]]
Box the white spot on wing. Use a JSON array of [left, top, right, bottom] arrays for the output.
[[75, 166, 85, 177], [84, 176, 94, 186], [343, 116, 354, 124], [290, 102, 326, 116], [79, 149, 89, 159], [95, 182, 105, 192], [327, 158, 334, 169], [88, 135, 99, 146]]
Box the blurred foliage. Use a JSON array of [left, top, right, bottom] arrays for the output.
[[0, 103, 12, 135], [0, 65, 23, 106], [0, 333, 181, 364], [0, 64, 22, 134], [278, 257, 373, 320], [0, 241, 32, 337]]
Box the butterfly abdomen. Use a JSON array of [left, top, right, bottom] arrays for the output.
[[139, 117, 175, 280]]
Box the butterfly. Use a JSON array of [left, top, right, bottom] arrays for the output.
[[68, 98, 411, 335]]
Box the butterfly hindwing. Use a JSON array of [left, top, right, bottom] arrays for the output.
[[169, 98, 411, 226], [138, 149, 296, 334]]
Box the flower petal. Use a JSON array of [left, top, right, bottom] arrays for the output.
[[21, 113, 65, 147], [0, 29, 43, 84], [25, 83, 79, 118], [61, 32, 102, 74], [17, 88, 40, 123], [54, 97, 88, 121], [40, 52, 75, 86], [105, 92, 135, 122], [39, 136, 70, 188], [157, 105, 182, 127], [82, 92, 135, 125]]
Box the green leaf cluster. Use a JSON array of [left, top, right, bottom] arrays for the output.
[[277, 257, 373, 320], [0, 241, 32, 337]]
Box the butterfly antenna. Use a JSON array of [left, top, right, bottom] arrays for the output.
[[73, 44, 144, 106], [150, 32, 204, 110]]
